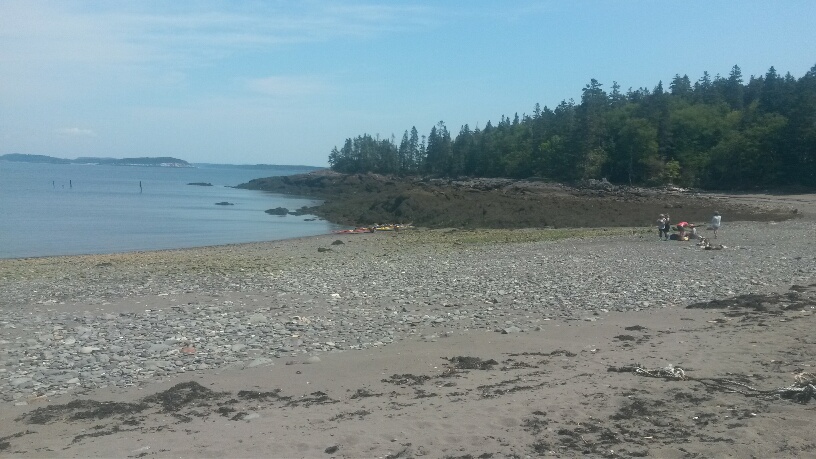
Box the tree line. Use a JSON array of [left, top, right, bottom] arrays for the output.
[[328, 64, 816, 189]]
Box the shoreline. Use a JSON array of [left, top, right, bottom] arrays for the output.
[[1, 185, 808, 263], [1, 194, 815, 457]]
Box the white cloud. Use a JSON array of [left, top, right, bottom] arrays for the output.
[[0, 2, 440, 103], [0, 2, 438, 67], [56, 127, 97, 137]]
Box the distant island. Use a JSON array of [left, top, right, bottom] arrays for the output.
[[194, 163, 324, 171], [0, 153, 193, 167], [0, 154, 324, 170]]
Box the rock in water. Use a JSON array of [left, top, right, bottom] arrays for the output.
[[265, 207, 289, 215]]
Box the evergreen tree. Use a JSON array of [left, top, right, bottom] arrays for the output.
[[670, 74, 692, 99], [424, 122, 452, 175], [327, 64, 816, 190], [723, 65, 744, 110], [575, 79, 609, 179], [609, 81, 626, 107], [398, 130, 411, 174]]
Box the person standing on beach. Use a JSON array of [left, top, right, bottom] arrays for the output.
[[710, 211, 722, 239], [657, 214, 669, 240]]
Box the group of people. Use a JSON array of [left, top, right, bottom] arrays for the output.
[[656, 211, 721, 241]]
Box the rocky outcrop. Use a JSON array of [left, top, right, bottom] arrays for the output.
[[265, 207, 289, 216], [238, 171, 798, 229]]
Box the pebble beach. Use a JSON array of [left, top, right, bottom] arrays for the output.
[[1, 193, 815, 458]]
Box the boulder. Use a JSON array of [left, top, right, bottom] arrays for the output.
[[265, 207, 289, 216]]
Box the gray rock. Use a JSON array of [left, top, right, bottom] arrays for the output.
[[147, 343, 172, 353], [248, 313, 268, 324], [247, 357, 274, 368], [11, 377, 33, 388]]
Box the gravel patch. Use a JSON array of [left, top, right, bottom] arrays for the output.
[[1, 220, 815, 403]]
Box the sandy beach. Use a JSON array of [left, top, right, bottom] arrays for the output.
[[2, 193, 815, 458]]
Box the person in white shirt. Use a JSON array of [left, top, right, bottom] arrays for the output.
[[710, 211, 722, 239], [656, 214, 670, 240]]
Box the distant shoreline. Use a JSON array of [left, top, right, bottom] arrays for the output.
[[0, 154, 325, 170]]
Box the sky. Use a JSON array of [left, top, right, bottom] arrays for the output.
[[1, 1, 815, 167]]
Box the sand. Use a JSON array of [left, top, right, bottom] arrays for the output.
[[1, 193, 815, 458]]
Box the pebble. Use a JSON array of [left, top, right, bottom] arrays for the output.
[[1, 220, 814, 402]]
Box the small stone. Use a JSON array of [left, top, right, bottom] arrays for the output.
[[248, 313, 268, 324], [304, 356, 321, 364], [148, 343, 172, 353], [247, 358, 274, 368], [11, 377, 33, 388]]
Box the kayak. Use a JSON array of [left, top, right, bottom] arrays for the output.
[[332, 228, 373, 234], [333, 223, 413, 234]]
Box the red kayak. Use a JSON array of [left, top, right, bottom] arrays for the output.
[[332, 227, 374, 234]]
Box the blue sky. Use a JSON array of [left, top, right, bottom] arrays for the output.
[[1, 1, 814, 167]]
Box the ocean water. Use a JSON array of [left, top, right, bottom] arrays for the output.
[[0, 161, 341, 259]]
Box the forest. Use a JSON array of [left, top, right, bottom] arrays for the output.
[[328, 65, 816, 190]]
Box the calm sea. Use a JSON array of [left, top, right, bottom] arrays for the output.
[[0, 161, 341, 259]]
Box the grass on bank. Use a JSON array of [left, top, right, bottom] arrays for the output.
[[378, 226, 652, 246]]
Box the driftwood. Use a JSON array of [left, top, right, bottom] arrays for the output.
[[609, 365, 816, 404]]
